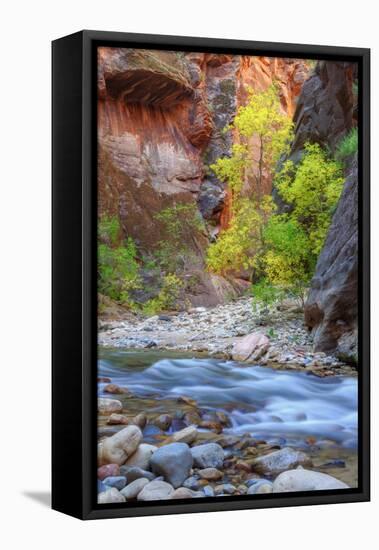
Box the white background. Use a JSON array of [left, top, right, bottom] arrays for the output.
[[1, 0, 376, 548]]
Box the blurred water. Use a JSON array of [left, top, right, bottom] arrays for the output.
[[98, 350, 358, 447]]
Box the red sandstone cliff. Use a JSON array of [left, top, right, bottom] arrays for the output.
[[97, 48, 309, 305]]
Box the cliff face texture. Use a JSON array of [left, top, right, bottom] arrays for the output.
[[288, 61, 356, 160], [298, 61, 358, 360], [98, 48, 309, 304], [304, 157, 358, 362]]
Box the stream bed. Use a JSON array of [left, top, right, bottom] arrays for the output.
[[98, 349, 358, 488]]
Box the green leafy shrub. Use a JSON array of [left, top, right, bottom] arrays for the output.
[[143, 274, 183, 315], [335, 127, 358, 162], [252, 279, 284, 308], [98, 216, 141, 305]]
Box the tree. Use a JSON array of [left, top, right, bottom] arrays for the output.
[[207, 85, 293, 275], [253, 143, 345, 306], [213, 84, 294, 199], [275, 143, 345, 256], [206, 196, 273, 275]]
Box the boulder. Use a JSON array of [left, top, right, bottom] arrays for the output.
[[170, 425, 198, 444], [273, 467, 349, 492], [97, 487, 126, 504], [106, 413, 129, 425], [120, 478, 149, 500], [214, 483, 236, 495], [153, 414, 173, 431], [123, 443, 158, 471], [191, 443, 224, 469], [131, 413, 147, 429], [246, 479, 273, 494], [98, 425, 143, 466], [170, 487, 203, 499], [198, 468, 223, 481], [120, 466, 156, 483], [232, 332, 270, 362], [98, 398, 123, 415], [251, 448, 312, 476], [102, 476, 127, 490], [150, 443, 193, 488], [137, 480, 175, 501], [103, 383, 127, 394], [97, 463, 120, 480], [182, 476, 202, 491]]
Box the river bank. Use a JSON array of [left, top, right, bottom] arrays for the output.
[[97, 350, 358, 503], [98, 297, 357, 377]]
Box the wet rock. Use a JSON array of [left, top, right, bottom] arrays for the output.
[[191, 443, 224, 469], [131, 413, 147, 429], [199, 420, 223, 433], [251, 448, 312, 476], [120, 466, 155, 483], [124, 443, 157, 471], [98, 425, 143, 466], [214, 483, 236, 495], [232, 332, 270, 362], [103, 383, 127, 394], [202, 485, 215, 497], [198, 468, 223, 481], [171, 425, 198, 444], [184, 411, 202, 426], [137, 480, 175, 501], [153, 414, 173, 431], [273, 467, 349, 492], [170, 487, 203, 499], [150, 443, 193, 488], [106, 413, 129, 425], [98, 377, 112, 383], [98, 398, 123, 415], [120, 478, 149, 500], [246, 479, 273, 494], [97, 480, 108, 493], [102, 476, 127, 490], [98, 487, 126, 503], [182, 476, 202, 491], [97, 463, 120, 480]]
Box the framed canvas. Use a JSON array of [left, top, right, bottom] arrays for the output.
[[52, 30, 370, 520]]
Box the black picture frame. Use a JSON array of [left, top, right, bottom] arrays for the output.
[[52, 30, 370, 520]]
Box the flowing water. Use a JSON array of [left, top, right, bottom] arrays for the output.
[[98, 349, 358, 449]]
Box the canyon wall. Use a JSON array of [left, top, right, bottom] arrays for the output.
[[98, 47, 308, 305], [297, 61, 358, 360]]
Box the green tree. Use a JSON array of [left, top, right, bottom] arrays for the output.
[[276, 143, 344, 255], [213, 84, 294, 198], [253, 143, 345, 306], [207, 85, 293, 275]]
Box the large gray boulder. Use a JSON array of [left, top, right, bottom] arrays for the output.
[[191, 443, 224, 469], [273, 467, 349, 492], [150, 443, 193, 488], [137, 480, 175, 501], [251, 448, 312, 476]]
